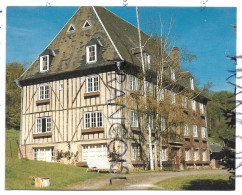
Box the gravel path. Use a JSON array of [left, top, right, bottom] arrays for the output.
[[64, 169, 228, 190]]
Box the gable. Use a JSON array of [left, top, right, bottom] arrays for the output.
[[18, 6, 120, 83]]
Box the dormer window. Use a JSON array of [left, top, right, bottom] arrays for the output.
[[82, 20, 92, 30], [190, 78, 194, 90], [86, 45, 97, 63], [171, 68, 175, 81], [40, 55, 49, 72], [67, 24, 76, 33], [144, 53, 150, 69]]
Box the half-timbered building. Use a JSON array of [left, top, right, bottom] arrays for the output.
[[16, 6, 210, 170]]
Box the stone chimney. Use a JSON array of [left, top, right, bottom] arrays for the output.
[[170, 47, 180, 68]]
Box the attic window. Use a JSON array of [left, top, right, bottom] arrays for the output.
[[190, 78, 194, 90], [40, 55, 49, 72], [171, 68, 175, 81], [82, 20, 92, 30], [67, 24, 76, 33]]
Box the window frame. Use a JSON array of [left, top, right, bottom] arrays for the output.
[[191, 99, 196, 111], [131, 144, 140, 160], [161, 117, 166, 131], [161, 148, 167, 161], [148, 115, 154, 129], [144, 53, 151, 69], [201, 126, 206, 138], [202, 150, 207, 161], [86, 45, 97, 63], [171, 68, 176, 81], [33, 147, 54, 162], [184, 124, 189, 136], [130, 75, 137, 91], [192, 125, 198, 137], [194, 149, 199, 161], [157, 88, 164, 101], [86, 75, 99, 93], [38, 84, 50, 100], [40, 55, 49, 72], [185, 149, 190, 161], [130, 110, 138, 127], [190, 78, 194, 90], [144, 81, 153, 94], [35, 117, 52, 134], [170, 91, 176, 104], [182, 96, 187, 108], [84, 111, 103, 129], [199, 103, 205, 114]]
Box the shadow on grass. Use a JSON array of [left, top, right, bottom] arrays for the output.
[[181, 179, 235, 190]]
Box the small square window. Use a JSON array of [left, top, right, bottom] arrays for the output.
[[84, 111, 103, 129], [36, 117, 52, 134], [86, 45, 97, 63], [39, 85, 50, 100], [86, 76, 99, 93], [40, 55, 49, 72]]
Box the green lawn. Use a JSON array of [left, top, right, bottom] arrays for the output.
[[150, 174, 235, 190], [5, 129, 102, 189]]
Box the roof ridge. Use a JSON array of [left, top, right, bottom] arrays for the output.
[[92, 6, 124, 61]]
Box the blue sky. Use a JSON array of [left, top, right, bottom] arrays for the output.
[[6, 6, 236, 92]]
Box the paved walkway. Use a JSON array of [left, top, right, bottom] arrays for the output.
[[64, 169, 228, 190]]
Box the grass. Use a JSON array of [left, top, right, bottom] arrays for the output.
[[5, 129, 103, 189], [150, 174, 235, 190]]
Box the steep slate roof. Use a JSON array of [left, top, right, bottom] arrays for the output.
[[18, 6, 170, 84], [17, 6, 209, 101]]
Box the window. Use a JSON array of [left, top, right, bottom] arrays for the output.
[[171, 68, 175, 81], [202, 150, 207, 161], [59, 83, 64, 91], [86, 76, 99, 93], [194, 149, 199, 161], [86, 45, 97, 63], [161, 117, 166, 131], [201, 127, 206, 138], [199, 103, 205, 114], [131, 110, 138, 127], [67, 24, 76, 33], [145, 81, 153, 94], [185, 149, 190, 161], [191, 99, 196, 111], [184, 124, 189, 136], [82, 20, 92, 30], [39, 85, 50, 100], [36, 117, 52, 133], [40, 55, 49, 72], [170, 91, 176, 104], [161, 148, 167, 161], [131, 144, 140, 160], [182, 96, 187, 108], [148, 115, 154, 129], [192, 125, 198, 137], [34, 147, 54, 162], [84, 111, 103, 129], [144, 53, 151, 69], [190, 78, 194, 90], [157, 89, 164, 101], [130, 75, 137, 91]]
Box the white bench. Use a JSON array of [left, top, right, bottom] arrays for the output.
[[86, 159, 118, 173]]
